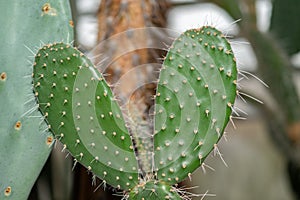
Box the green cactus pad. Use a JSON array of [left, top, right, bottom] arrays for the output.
[[154, 26, 237, 184], [128, 180, 181, 200], [33, 43, 139, 190], [0, 1, 73, 199]]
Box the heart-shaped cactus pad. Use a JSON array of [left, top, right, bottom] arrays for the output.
[[33, 43, 139, 190], [154, 26, 237, 184], [33, 26, 237, 195]]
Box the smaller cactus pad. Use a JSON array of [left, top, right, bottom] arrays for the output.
[[154, 26, 237, 184], [128, 180, 181, 200], [33, 43, 139, 190]]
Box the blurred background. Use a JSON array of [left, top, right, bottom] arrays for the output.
[[29, 0, 300, 199]]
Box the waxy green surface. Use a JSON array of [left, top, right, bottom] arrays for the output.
[[32, 26, 237, 198], [0, 1, 73, 199], [33, 43, 139, 190], [154, 26, 237, 184]]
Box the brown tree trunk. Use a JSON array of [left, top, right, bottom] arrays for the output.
[[96, 0, 169, 108]]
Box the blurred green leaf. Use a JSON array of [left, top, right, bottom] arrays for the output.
[[270, 0, 300, 55], [206, 0, 242, 20]]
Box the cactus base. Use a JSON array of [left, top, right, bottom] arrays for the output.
[[128, 180, 181, 200]]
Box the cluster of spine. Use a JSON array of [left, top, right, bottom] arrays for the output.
[[128, 180, 181, 200], [32, 26, 237, 199]]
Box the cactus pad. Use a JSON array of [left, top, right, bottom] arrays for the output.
[[33, 43, 139, 190], [0, 1, 73, 199], [154, 26, 237, 184], [128, 180, 181, 200]]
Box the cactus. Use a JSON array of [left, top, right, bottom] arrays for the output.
[[32, 26, 237, 199], [33, 43, 139, 190], [0, 1, 73, 199]]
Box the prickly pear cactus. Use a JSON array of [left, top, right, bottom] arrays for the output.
[[0, 1, 73, 199], [154, 26, 237, 184], [32, 26, 237, 199]]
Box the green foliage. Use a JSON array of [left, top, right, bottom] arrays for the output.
[[270, 0, 300, 55], [0, 1, 73, 199]]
